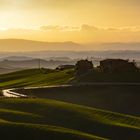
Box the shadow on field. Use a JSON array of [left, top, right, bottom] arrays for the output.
[[16, 85, 140, 116]]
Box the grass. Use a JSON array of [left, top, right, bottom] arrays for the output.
[[0, 121, 105, 140], [0, 98, 140, 140], [0, 69, 74, 89], [1, 68, 140, 90], [0, 69, 140, 139], [16, 85, 140, 116]]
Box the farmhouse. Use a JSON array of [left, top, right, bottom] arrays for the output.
[[100, 59, 138, 73]]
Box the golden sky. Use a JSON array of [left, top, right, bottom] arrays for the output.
[[0, 0, 140, 43]]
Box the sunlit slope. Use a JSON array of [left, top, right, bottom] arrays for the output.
[[0, 69, 74, 88], [0, 99, 140, 140]]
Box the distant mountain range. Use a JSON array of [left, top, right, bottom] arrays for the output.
[[98, 42, 140, 50], [0, 39, 81, 51], [0, 50, 140, 60], [0, 39, 140, 52], [0, 56, 34, 61], [0, 59, 76, 69], [0, 39, 140, 74]]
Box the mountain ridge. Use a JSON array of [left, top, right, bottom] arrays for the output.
[[0, 39, 140, 51], [0, 39, 81, 52]]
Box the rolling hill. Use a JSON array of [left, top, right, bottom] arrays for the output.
[[0, 68, 140, 89], [0, 69, 140, 139], [0, 69, 74, 89], [16, 85, 140, 117], [0, 98, 140, 140]]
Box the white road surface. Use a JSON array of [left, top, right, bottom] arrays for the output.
[[2, 89, 28, 98]]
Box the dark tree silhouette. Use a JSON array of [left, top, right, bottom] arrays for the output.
[[100, 59, 139, 73], [75, 59, 93, 75]]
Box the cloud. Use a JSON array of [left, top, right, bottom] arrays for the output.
[[105, 26, 140, 32], [40, 25, 80, 31], [6, 24, 140, 33], [80, 24, 140, 32], [81, 25, 140, 32], [3, 24, 140, 33], [81, 24, 98, 31], [1, 24, 140, 43]]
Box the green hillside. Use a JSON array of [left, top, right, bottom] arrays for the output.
[[0, 69, 140, 139], [0, 69, 140, 88], [0, 120, 104, 140], [0, 98, 140, 140], [17, 85, 140, 116], [0, 69, 74, 89], [0, 69, 140, 89]]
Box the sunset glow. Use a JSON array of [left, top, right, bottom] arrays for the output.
[[0, 0, 140, 45]]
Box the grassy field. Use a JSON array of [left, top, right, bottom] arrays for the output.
[[0, 99, 106, 140], [0, 69, 140, 90], [0, 69, 74, 89], [0, 98, 140, 140], [16, 85, 140, 116], [0, 69, 140, 139]]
